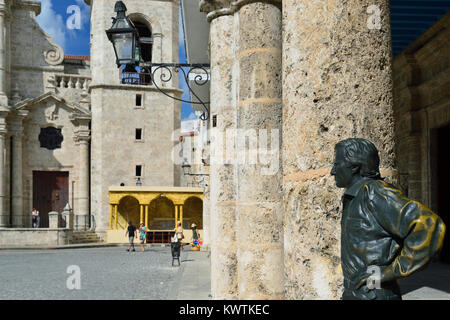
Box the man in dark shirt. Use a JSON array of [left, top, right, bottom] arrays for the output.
[[125, 220, 137, 252], [331, 138, 446, 300]]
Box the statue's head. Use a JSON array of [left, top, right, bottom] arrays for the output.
[[331, 138, 381, 188]]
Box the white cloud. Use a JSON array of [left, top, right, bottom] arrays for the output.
[[36, 0, 66, 51]]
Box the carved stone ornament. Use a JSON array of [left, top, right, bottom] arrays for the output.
[[45, 103, 59, 121], [44, 46, 64, 66], [39, 126, 63, 150]]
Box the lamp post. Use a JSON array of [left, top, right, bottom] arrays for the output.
[[106, 1, 210, 120], [182, 158, 209, 187]]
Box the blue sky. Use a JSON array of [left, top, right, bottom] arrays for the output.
[[35, 0, 197, 121]]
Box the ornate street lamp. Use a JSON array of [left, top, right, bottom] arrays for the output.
[[106, 1, 139, 68], [106, 1, 210, 120], [181, 158, 209, 187]]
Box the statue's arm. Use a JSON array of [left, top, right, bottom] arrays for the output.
[[368, 183, 446, 282]]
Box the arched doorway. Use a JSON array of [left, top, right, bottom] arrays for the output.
[[183, 197, 203, 230], [118, 196, 140, 229]]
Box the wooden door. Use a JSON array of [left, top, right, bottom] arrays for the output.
[[32, 171, 69, 228]]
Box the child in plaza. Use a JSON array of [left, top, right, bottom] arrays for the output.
[[125, 220, 137, 252], [138, 222, 147, 252]]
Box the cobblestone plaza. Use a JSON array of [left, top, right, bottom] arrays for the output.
[[0, 247, 211, 300]]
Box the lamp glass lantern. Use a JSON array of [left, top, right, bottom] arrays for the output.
[[106, 1, 139, 67], [181, 159, 192, 176]]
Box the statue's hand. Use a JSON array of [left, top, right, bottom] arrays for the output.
[[356, 265, 396, 290], [355, 272, 371, 290]]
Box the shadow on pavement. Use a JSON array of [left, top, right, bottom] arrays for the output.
[[399, 262, 450, 295]]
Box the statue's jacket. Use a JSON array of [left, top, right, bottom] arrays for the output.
[[341, 177, 446, 298]]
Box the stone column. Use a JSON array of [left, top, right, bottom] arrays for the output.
[[109, 204, 114, 230], [282, 0, 396, 299], [201, 0, 284, 299], [0, 112, 7, 227], [11, 131, 23, 227], [76, 137, 90, 230], [235, 2, 284, 299], [0, 4, 8, 106], [145, 205, 149, 228], [206, 10, 238, 298], [202, 176, 210, 250]]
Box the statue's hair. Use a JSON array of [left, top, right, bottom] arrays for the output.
[[335, 138, 382, 179]]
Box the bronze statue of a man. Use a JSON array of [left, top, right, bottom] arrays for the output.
[[331, 138, 446, 300]]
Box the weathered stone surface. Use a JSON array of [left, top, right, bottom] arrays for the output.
[[393, 12, 450, 207], [209, 13, 238, 299], [282, 0, 396, 299], [235, 2, 284, 299], [0, 228, 70, 245]]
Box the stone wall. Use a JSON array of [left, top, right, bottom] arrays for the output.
[[393, 12, 450, 208], [90, 86, 181, 232], [0, 228, 70, 245]]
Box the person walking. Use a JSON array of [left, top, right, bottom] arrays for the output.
[[125, 221, 137, 252], [31, 208, 40, 228], [191, 223, 200, 247], [138, 222, 147, 252]]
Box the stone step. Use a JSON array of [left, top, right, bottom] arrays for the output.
[[70, 232, 103, 244], [72, 234, 100, 239], [72, 239, 104, 244]]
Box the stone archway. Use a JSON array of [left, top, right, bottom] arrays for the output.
[[148, 196, 175, 230], [183, 196, 203, 230], [118, 196, 140, 229]]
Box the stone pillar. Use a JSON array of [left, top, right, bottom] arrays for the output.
[[114, 204, 118, 230], [207, 11, 238, 299], [0, 4, 8, 106], [202, 177, 210, 250], [76, 137, 90, 230], [201, 0, 284, 299], [0, 114, 6, 228], [10, 119, 25, 227], [109, 204, 113, 230], [145, 205, 149, 228], [282, 0, 396, 299], [62, 205, 74, 230], [235, 2, 284, 299], [48, 211, 59, 229]]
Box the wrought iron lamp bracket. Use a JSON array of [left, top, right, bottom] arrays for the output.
[[140, 62, 210, 121]]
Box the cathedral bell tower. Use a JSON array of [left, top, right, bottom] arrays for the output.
[[85, 0, 181, 233]]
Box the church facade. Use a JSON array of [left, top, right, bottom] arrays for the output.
[[0, 0, 183, 236]]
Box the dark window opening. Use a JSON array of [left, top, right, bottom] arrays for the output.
[[121, 19, 152, 86], [135, 128, 142, 140], [134, 20, 152, 63], [39, 127, 63, 150], [136, 94, 142, 106], [136, 165, 142, 177], [212, 115, 217, 128]]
